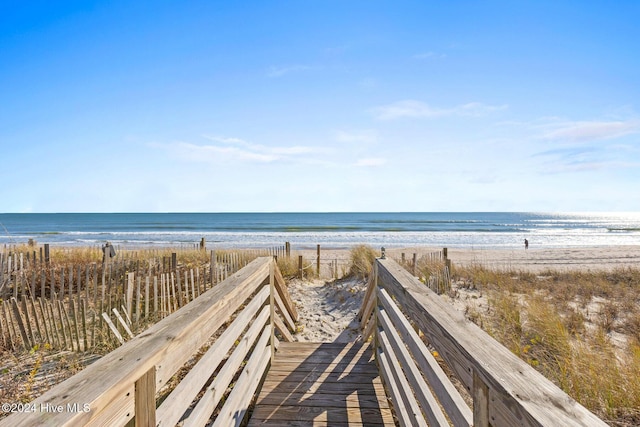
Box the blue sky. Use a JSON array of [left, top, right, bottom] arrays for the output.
[[1, 1, 639, 212]]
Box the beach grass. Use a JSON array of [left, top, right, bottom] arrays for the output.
[[347, 244, 377, 280], [450, 264, 640, 426], [3, 243, 639, 425]]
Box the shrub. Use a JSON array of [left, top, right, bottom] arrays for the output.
[[348, 245, 378, 280]]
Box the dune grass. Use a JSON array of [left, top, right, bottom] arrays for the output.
[[348, 244, 378, 280], [450, 264, 640, 426]]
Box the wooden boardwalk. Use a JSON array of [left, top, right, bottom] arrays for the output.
[[248, 341, 395, 426]]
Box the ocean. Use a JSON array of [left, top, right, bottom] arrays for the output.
[[0, 212, 639, 249]]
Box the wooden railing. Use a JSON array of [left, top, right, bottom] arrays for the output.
[[359, 257, 607, 427], [0, 257, 298, 427]]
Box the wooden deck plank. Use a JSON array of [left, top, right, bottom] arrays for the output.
[[256, 391, 389, 409], [248, 341, 395, 426], [262, 370, 383, 384], [247, 420, 386, 427], [269, 362, 378, 374], [249, 405, 394, 424], [257, 380, 387, 395]]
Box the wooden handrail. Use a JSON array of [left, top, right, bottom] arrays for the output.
[[1, 257, 297, 427], [362, 257, 607, 427]]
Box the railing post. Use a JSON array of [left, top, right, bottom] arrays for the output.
[[135, 366, 157, 427], [373, 261, 379, 351], [473, 369, 490, 427], [269, 258, 275, 362]]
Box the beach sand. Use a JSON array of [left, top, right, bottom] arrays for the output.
[[297, 244, 640, 273], [289, 245, 640, 342]]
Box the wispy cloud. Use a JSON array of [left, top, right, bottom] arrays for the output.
[[151, 136, 328, 165], [354, 158, 387, 167], [155, 141, 278, 163], [541, 160, 640, 174], [335, 129, 378, 143], [204, 135, 325, 159], [540, 119, 640, 142], [533, 144, 640, 173], [372, 100, 508, 120], [412, 51, 446, 60], [266, 64, 312, 78]]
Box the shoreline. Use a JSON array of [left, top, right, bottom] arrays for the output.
[[3, 242, 639, 272]]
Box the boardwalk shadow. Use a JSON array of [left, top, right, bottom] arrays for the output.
[[248, 338, 393, 426]]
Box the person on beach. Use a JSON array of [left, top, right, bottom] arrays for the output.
[[524, 239, 529, 250]]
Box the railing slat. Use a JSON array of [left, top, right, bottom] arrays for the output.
[[274, 286, 296, 332], [1, 257, 272, 427], [378, 287, 472, 427], [376, 337, 414, 427], [274, 263, 299, 321], [156, 286, 270, 427], [274, 314, 294, 342], [377, 328, 428, 427], [211, 341, 273, 427], [375, 257, 608, 427], [378, 305, 450, 426], [183, 313, 271, 427]]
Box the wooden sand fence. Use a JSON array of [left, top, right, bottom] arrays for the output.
[[0, 245, 285, 352], [395, 248, 452, 295], [358, 255, 607, 426], [0, 256, 299, 427]]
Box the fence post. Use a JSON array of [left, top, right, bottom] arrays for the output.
[[269, 259, 275, 362], [126, 273, 134, 321], [316, 244, 321, 277], [412, 253, 417, 276], [285, 242, 290, 258], [298, 255, 303, 279], [44, 244, 50, 266]]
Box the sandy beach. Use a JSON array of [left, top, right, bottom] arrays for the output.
[[297, 244, 640, 273], [290, 244, 640, 343], [434, 245, 640, 272]]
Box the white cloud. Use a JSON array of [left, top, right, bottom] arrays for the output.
[[162, 141, 279, 163], [204, 136, 250, 146], [412, 51, 446, 59], [152, 136, 330, 165], [542, 160, 640, 174], [335, 129, 378, 143], [354, 158, 387, 167], [372, 100, 507, 120], [541, 120, 640, 142], [267, 64, 312, 78], [458, 102, 508, 116], [203, 135, 324, 157]]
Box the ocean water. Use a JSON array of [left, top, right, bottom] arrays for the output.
[[0, 212, 639, 249]]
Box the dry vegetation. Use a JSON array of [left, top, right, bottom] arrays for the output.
[[0, 244, 276, 419], [4, 244, 639, 426], [449, 264, 640, 427], [347, 244, 378, 280]]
